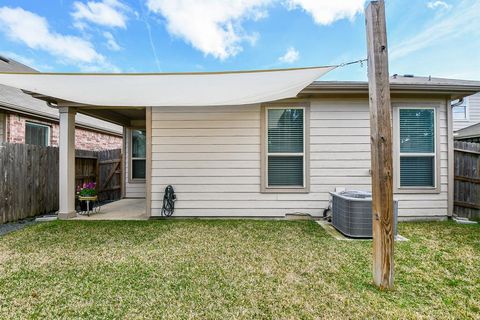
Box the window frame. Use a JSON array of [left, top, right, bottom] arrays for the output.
[[0, 112, 5, 143], [129, 128, 146, 183], [261, 102, 310, 193], [452, 97, 469, 121], [393, 104, 441, 194], [25, 121, 50, 146]]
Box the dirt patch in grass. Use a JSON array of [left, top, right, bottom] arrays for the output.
[[0, 220, 478, 319]]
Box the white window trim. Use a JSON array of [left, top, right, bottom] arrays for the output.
[[452, 97, 469, 122], [25, 121, 50, 146], [261, 103, 310, 193], [129, 128, 146, 183], [393, 105, 441, 194]]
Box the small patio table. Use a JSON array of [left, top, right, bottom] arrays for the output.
[[77, 196, 100, 216]]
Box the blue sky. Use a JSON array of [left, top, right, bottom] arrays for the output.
[[0, 0, 478, 81]]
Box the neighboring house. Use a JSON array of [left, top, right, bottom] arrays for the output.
[[453, 92, 480, 132], [0, 56, 122, 150], [0, 69, 479, 221], [452, 93, 480, 142], [454, 122, 480, 142]]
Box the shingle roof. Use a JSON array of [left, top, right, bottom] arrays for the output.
[[455, 122, 480, 139], [0, 56, 122, 135], [304, 75, 480, 97]]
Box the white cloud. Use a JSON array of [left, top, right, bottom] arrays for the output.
[[391, 0, 480, 60], [278, 47, 299, 63], [146, 0, 272, 60], [0, 6, 120, 72], [103, 31, 122, 51], [78, 61, 121, 72], [146, 0, 367, 60], [284, 0, 366, 25], [427, 1, 451, 10], [0, 7, 104, 64], [72, 0, 129, 29]]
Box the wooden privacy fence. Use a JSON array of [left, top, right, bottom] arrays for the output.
[[97, 148, 122, 201], [0, 143, 122, 224], [0, 143, 59, 225], [75, 148, 122, 202], [454, 141, 480, 220]]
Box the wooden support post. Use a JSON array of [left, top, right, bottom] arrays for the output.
[[365, 0, 394, 289]]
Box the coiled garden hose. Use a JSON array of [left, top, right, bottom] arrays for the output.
[[161, 185, 176, 217]]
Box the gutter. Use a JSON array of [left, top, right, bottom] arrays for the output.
[[302, 82, 480, 98]]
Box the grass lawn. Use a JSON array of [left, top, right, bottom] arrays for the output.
[[0, 220, 479, 319]]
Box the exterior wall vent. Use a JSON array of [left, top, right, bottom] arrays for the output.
[[330, 190, 398, 238]]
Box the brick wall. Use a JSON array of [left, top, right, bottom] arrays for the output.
[[7, 113, 25, 144], [5, 113, 122, 151]]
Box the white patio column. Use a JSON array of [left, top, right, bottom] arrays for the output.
[[58, 107, 77, 219]]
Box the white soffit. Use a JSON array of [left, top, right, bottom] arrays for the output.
[[0, 66, 334, 107]]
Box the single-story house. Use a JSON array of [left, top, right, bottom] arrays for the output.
[[0, 56, 123, 150], [0, 67, 479, 221]]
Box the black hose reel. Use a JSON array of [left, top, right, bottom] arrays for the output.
[[161, 185, 176, 217]]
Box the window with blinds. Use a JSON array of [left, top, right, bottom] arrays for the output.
[[266, 108, 304, 188], [25, 122, 49, 146], [399, 108, 435, 187]]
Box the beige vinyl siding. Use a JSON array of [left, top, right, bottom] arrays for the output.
[[125, 127, 146, 198], [453, 93, 480, 131], [150, 99, 449, 219], [0, 112, 4, 142], [151, 105, 262, 216]]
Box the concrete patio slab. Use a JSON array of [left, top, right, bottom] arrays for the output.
[[73, 198, 147, 221]]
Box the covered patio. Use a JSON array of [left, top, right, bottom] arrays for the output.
[[73, 198, 147, 221]]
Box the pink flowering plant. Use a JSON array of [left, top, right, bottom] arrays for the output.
[[77, 182, 97, 197]]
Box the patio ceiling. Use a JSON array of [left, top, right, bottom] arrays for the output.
[[77, 107, 146, 127]]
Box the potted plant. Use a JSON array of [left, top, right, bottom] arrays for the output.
[[77, 182, 97, 212]]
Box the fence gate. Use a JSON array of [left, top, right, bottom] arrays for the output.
[[454, 141, 480, 220], [97, 149, 122, 202]]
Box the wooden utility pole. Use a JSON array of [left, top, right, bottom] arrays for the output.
[[365, 0, 394, 289]]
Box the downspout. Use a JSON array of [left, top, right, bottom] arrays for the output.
[[447, 98, 454, 218], [145, 107, 152, 218]]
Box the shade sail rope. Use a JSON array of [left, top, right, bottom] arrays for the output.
[[337, 58, 368, 68], [0, 58, 367, 76]]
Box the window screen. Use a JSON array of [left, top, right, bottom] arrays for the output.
[[131, 129, 146, 179], [25, 122, 49, 146], [399, 109, 435, 187], [267, 108, 304, 187]]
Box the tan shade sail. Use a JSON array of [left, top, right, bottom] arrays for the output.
[[0, 66, 334, 107]]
